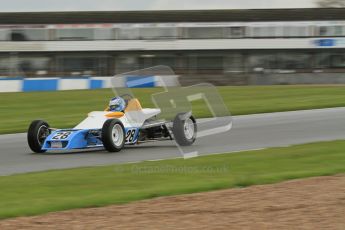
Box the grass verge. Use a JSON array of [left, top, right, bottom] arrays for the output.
[[0, 140, 344, 219], [0, 85, 345, 134]]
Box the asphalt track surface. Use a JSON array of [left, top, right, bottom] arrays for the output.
[[0, 107, 344, 176]]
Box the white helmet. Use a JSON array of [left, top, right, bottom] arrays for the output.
[[109, 97, 126, 112]]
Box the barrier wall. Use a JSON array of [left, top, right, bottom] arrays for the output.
[[0, 76, 179, 93]]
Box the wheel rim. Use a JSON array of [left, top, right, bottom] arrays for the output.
[[112, 124, 124, 147], [184, 118, 195, 140], [37, 125, 49, 146]]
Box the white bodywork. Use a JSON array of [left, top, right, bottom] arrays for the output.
[[74, 108, 161, 130]]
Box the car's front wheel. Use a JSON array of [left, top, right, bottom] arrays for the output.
[[27, 120, 50, 153], [102, 119, 125, 152]]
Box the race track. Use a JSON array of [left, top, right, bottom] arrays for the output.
[[0, 107, 344, 176]]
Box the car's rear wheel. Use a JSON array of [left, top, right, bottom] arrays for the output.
[[27, 120, 50, 153], [102, 119, 125, 152], [172, 114, 197, 146]]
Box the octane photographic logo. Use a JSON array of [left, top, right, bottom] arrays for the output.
[[111, 66, 233, 159]]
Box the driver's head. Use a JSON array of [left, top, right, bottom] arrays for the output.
[[109, 97, 126, 112]]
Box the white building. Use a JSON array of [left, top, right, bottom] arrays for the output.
[[0, 7, 345, 84]]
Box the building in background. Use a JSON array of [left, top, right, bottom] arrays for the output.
[[1, 8, 345, 85]]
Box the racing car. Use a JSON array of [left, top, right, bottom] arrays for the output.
[[27, 95, 197, 153]]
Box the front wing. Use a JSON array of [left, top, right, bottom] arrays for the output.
[[42, 129, 102, 151], [42, 127, 140, 151]]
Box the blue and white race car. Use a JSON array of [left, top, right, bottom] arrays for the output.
[[27, 95, 197, 153]]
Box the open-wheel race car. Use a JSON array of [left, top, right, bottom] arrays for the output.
[[27, 95, 197, 153]]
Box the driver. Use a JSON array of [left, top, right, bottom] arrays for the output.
[[108, 96, 126, 112]]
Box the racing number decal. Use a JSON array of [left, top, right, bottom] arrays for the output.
[[125, 129, 137, 143], [52, 132, 72, 140]]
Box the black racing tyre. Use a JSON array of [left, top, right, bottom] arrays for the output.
[[27, 120, 50, 153], [102, 119, 125, 152], [172, 114, 197, 146]]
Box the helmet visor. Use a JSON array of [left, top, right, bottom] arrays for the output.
[[109, 104, 120, 111]]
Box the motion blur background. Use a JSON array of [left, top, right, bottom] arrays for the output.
[[1, 0, 345, 87]]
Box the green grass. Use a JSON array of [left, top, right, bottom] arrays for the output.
[[0, 140, 344, 219], [1, 85, 345, 134]]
